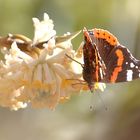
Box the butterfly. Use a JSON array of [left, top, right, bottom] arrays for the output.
[[82, 28, 140, 90]]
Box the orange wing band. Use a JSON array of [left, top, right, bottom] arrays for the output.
[[110, 49, 124, 82], [93, 28, 119, 46]]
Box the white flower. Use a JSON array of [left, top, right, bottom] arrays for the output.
[[32, 13, 56, 44], [0, 13, 106, 110], [0, 41, 80, 110]]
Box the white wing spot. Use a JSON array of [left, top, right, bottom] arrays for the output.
[[126, 70, 133, 81], [99, 68, 104, 80], [136, 66, 138, 69], [139, 73, 140, 77], [126, 62, 128, 65], [130, 62, 135, 68]]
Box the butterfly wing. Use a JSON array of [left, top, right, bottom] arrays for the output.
[[84, 28, 140, 83], [103, 45, 140, 83], [83, 29, 106, 85]]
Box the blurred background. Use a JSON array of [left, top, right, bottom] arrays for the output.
[[0, 0, 140, 140]]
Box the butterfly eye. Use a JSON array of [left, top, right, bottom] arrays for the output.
[[88, 31, 94, 35]]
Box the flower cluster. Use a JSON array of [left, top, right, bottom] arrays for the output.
[[0, 13, 105, 110]]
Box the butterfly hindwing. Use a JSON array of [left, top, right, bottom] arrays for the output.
[[104, 45, 140, 82]]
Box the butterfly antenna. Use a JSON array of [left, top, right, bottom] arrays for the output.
[[89, 91, 95, 111], [96, 91, 108, 111], [89, 84, 95, 111]]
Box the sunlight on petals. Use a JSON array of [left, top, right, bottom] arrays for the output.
[[0, 13, 106, 110]]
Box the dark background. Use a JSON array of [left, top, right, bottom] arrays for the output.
[[0, 0, 140, 140]]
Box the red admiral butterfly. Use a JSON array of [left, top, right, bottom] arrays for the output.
[[83, 28, 140, 90]]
